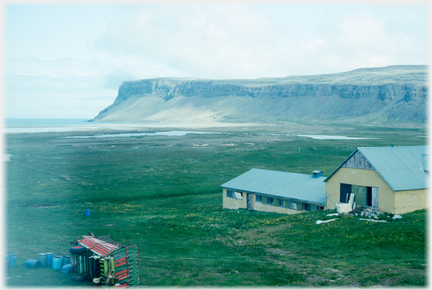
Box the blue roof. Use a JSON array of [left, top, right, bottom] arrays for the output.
[[221, 168, 326, 204], [324, 146, 428, 191]]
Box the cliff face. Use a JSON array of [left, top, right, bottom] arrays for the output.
[[92, 65, 428, 124]]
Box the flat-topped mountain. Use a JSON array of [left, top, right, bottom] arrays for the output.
[[91, 65, 428, 124]]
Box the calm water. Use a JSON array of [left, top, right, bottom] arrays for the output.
[[297, 134, 380, 140], [6, 118, 89, 127], [4, 119, 216, 136], [4, 118, 127, 133], [66, 131, 214, 138]]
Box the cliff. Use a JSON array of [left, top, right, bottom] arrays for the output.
[[91, 65, 428, 124]]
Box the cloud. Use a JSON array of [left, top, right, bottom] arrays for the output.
[[94, 5, 277, 78], [92, 4, 427, 79]]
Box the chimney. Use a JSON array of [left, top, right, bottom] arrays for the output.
[[312, 170, 323, 178], [422, 154, 428, 173]]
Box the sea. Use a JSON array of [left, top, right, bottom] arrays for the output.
[[5, 118, 89, 127], [4, 118, 103, 133], [3, 118, 216, 135]]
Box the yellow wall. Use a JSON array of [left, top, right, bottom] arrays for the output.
[[394, 189, 428, 214], [325, 168, 396, 213], [222, 188, 247, 209], [253, 199, 300, 214], [222, 189, 321, 214]]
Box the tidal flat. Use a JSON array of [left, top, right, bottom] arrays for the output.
[[4, 123, 427, 287]]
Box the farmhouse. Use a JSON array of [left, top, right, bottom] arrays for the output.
[[221, 168, 326, 214], [325, 145, 428, 214]]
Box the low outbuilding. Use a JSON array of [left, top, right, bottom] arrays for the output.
[[221, 168, 326, 214]]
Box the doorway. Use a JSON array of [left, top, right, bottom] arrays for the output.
[[366, 186, 378, 208], [366, 187, 372, 206], [247, 193, 252, 210], [340, 183, 352, 203]]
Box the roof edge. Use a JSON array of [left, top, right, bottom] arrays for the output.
[[323, 148, 359, 182], [221, 186, 325, 205]]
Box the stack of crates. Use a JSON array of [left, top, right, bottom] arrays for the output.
[[71, 234, 140, 287]]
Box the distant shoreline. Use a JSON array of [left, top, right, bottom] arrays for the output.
[[4, 120, 262, 134]]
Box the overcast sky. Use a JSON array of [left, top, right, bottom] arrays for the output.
[[3, 3, 429, 119]]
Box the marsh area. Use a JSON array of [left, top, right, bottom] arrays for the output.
[[4, 122, 427, 287]]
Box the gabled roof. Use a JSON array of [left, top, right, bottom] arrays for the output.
[[79, 236, 119, 257], [324, 146, 428, 191], [221, 168, 326, 204]]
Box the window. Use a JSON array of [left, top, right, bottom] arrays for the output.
[[315, 205, 324, 211], [256, 195, 262, 203], [227, 190, 234, 198], [290, 201, 298, 210], [278, 199, 284, 207], [302, 203, 310, 212], [267, 197, 273, 205], [234, 192, 243, 200]]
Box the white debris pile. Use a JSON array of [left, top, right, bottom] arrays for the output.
[[358, 207, 382, 219], [316, 207, 403, 225], [351, 207, 403, 222]]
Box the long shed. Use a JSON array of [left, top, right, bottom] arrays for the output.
[[221, 168, 326, 214]]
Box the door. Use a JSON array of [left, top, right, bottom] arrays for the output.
[[247, 193, 252, 210], [371, 187, 378, 208], [340, 183, 352, 203], [366, 187, 372, 206]]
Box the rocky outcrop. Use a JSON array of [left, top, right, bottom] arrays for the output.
[[92, 65, 428, 124]]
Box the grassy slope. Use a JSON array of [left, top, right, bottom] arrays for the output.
[[94, 65, 427, 123], [4, 124, 427, 287]]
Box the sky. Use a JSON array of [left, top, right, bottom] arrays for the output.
[[3, 2, 429, 119]]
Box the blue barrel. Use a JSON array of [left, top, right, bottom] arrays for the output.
[[5, 252, 16, 267], [46, 253, 53, 266], [62, 255, 71, 266], [25, 260, 42, 269], [61, 264, 73, 274], [70, 246, 86, 255], [85, 209, 91, 216], [52, 256, 62, 270], [37, 253, 47, 267]]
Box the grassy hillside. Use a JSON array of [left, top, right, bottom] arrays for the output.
[[4, 124, 427, 287]]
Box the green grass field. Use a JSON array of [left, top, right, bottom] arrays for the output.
[[4, 123, 427, 287]]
